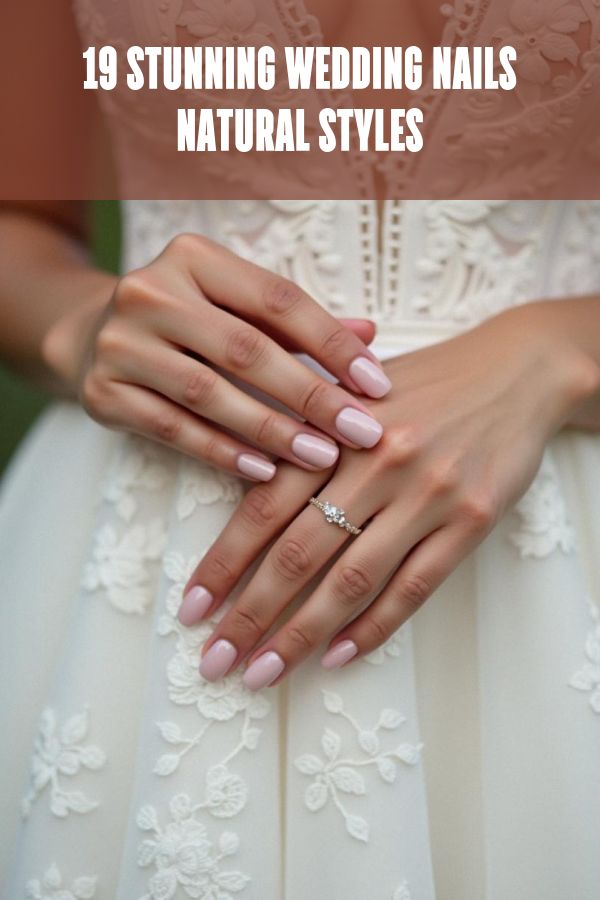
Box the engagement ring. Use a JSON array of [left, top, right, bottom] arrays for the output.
[[308, 498, 362, 536]]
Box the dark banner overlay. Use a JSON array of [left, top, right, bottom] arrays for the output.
[[3, 0, 600, 200]]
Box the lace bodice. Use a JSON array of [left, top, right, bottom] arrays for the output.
[[73, 0, 600, 198]]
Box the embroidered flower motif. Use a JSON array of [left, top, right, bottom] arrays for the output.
[[392, 882, 412, 900], [82, 519, 167, 614], [21, 706, 106, 819], [26, 863, 97, 900], [136, 794, 250, 900], [294, 690, 422, 843], [178, 0, 273, 47], [569, 595, 600, 714], [495, 0, 587, 85], [362, 629, 405, 665], [177, 460, 243, 521], [509, 453, 576, 558], [102, 437, 171, 522]]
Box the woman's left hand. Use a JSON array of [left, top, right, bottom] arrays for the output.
[[179, 302, 600, 689]]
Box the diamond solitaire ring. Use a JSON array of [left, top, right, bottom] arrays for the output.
[[308, 498, 362, 536]]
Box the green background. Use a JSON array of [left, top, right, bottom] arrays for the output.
[[0, 202, 121, 474]]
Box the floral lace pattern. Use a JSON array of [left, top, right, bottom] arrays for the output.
[[508, 452, 576, 559], [294, 689, 423, 843], [136, 795, 250, 900], [569, 595, 600, 715], [21, 706, 106, 819], [26, 864, 97, 900]]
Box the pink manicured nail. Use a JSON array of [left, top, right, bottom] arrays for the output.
[[335, 408, 383, 448], [178, 586, 214, 626], [237, 454, 276, 481], [349, 357, 392, 399], [199, 639, 237, 681], [321, 639, 358, 670], [242, 651, 285, 691], [292, 434, 339, 469]]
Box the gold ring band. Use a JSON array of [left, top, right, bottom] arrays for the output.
[[309, 498, 362, 536]]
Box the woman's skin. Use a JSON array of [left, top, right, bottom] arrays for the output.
[[181, 297, 600, 690]]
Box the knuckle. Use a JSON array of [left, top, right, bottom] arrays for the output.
[[424, 458, 460, 498], [319, 325, 348, 358], [225, 327, 267, 371], [95, 324, 126, 360], [364, 615, 389, 647], [299, 380, 330, 421], [204, 550, 236, 586], [200, 434, 221, 467], [113, 269, 154, 311], [253, 412, 279, 448], [228, 603, 265, 640], [285, 623, 314, 653], [147, 411, 182, 444], [80, 372, 108, 419], [241, 487, 278, 529], [182, 365, 218, 408], [376, 423, 423, 468], [166, 232, 209, 258], [272, 536, 312, 583], [394, 573, 431, 613], [458, 491, 497, 532], [263, 276, 304, 317], [334, 564, 373, 607]]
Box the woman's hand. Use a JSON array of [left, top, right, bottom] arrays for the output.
[[43, 233, 390, 481], [180, 302, 600, 687]]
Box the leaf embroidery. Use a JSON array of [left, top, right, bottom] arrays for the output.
[[569, 594, 600, 714], [21, 706, 106, 819], [392, 882, 412, 900], [176, 459, 243, 521], [362, 628, 406, 666], [295, 690, 422, 843], [509, 452, 576, 558], [25, 863, 97, 900], [101, 436, 172, 522]]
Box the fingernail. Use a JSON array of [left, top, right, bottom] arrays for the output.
[[242, 651, 285, 691], [292, 434, 339, 469], [199, 639, 237, 681], [336, 408, 383, 448], [321, 639, 358, 670], [349, 357, 392, 399], [237, 454, 276, 481], [178, 586, 214, 626]]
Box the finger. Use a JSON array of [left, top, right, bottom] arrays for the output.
[[114, 342, 342, 472], [239, 500, 444, 689], [195, 483, 382, 682], [157, 299, 385, 451], [96, 380, 277, 482], [273, 318, 377, 353], [322, 522, 478, 667], [179, 463, 327, 625], [168, 234, 392, 399]]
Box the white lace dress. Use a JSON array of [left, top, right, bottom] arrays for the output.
[[1, 199, 600, 900]]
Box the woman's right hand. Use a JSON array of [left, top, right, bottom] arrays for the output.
[[43, 233, 390, 481]]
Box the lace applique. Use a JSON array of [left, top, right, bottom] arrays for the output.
[[178, 0, 273, 47], [136, 795, 250, 900], [569, 595, 600, 715], [556, 202, 600, 295], [177, 460, 243, 521], [508, 452, 576, 558], [101, 436, 172, 522], [21, 706, 106, 820], [294, 689, 422, 843], [154, 553, 271, 776], [82, 519, 167, 614], [26, 863, 97, 900], [392, 883, 412, 900], [222, 201, 346, 314], [411, 201, 538, 322], [362, 628, 406, 666]]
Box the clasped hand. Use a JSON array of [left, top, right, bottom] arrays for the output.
[[180, 304, 596, 690]]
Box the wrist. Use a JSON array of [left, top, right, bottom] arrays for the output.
[[41, 273, 116, 398], [495, 300, 600, 435]]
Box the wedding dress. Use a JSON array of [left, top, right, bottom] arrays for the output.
[[2, 3, 600, 900]]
